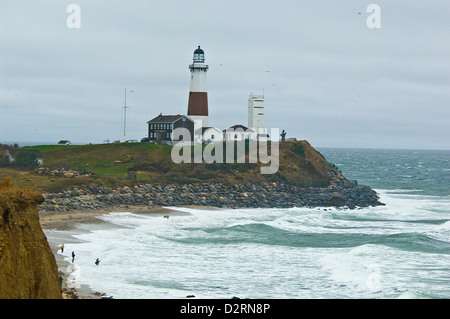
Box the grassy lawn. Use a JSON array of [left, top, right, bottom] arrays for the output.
[[24, 142, 173, 178], [1, 140, 342, 193]]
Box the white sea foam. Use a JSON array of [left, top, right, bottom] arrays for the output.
[[58, 190, 450, 299]]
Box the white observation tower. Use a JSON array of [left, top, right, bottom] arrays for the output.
[[187, 46, 209, 127], [248, 94, 265, 134]]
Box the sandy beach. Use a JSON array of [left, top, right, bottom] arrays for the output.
[[39, 205, 188, 299]]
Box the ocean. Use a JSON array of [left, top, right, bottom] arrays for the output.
[[47, 148, 450, 299]]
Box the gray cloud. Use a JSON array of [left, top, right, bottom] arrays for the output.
[[1, 0, 449, 149]]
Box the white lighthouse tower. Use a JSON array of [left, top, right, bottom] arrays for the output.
[[187, 46, 209, 128]]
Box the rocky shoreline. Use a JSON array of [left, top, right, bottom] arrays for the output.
[[39, 182, 384, 212]]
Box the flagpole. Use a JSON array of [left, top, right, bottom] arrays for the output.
[[123, 89, 133, 142], [123, 89, 127, 142]]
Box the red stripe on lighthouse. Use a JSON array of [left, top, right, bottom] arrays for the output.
[[187, 92, 208, 116]]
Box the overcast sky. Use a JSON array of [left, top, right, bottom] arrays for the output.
[[1, 0, 449, 149]]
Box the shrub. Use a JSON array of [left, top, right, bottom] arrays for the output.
[[14, 151, 39, 169]]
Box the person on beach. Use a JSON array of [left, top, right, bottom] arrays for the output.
[[95, 258, 100, 266], [72, 251, 75, 263], [61, 243, 64, 253]]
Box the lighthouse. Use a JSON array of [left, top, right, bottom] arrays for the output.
[[187, 46, 209, 128]]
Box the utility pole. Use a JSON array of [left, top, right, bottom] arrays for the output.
[[123, 89, 133, 142]]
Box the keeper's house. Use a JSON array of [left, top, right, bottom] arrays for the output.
[[147, 114, 194, 143]]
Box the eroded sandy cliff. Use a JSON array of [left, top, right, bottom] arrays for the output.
[[0, 177, 61, 299]]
